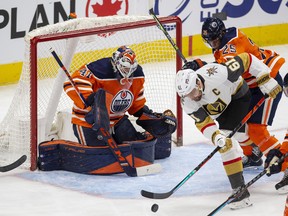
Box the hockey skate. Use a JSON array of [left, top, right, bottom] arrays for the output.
[[275, 169, 288, 194], [228, 187, 253, 210], [242, 146, 263, 168]]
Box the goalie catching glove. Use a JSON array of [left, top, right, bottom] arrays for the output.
[[256, 71, 282, 98], [135, 106, 177, 137]]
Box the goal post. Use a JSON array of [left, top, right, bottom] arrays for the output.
[[0, 15, 183, 171]]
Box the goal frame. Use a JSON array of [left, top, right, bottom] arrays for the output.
[[30, 16, 183, 171]]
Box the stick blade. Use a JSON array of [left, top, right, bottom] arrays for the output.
[[0, 155, 27, 172], [136, 163, 162, 177], [141, 189, 173, 199], [122, 163, 161, 177]]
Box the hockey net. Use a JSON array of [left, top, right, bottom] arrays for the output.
[[0, 15, 183, 170]]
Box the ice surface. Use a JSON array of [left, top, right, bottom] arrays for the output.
[[0, 45, 288, 216]]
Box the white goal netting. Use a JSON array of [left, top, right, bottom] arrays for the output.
[[0, 15, 182, 170]]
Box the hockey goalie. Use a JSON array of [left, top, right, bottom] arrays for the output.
[[38, 46, 177, 175]]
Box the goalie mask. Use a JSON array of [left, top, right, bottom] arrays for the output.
[[176, 69, 203, 101], [112, 46, 138, 87]]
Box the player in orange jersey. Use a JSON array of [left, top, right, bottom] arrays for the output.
[[264, 76, 288, 211], [63, 45, 176, 147], [200, 18, 286, 176], [264, 73, 288, 197], [264, 142, 288, 215]]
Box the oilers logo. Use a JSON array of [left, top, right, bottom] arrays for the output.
[[111, 90, 133, 113]]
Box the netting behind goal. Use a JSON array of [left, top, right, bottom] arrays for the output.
[[0, 16, 183, 170]]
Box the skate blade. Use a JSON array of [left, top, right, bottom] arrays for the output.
[[229, 198, 253, 210], [276, 185, 288, 194]]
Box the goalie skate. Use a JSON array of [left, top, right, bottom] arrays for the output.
[[228, 188, 253, 210]]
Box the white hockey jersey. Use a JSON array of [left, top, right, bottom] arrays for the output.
[[179, 52, 273, 143], [182, 63, 243, 119]]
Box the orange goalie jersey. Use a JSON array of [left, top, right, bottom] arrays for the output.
[[63, 57, 146, 128], [213, 27, 285, 88]]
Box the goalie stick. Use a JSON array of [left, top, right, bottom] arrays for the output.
[[141, 96, 266, 199], [208, 153, 288, 216], [50, 48, 161, 177], [149, 7, 187, 64], [0, 155, 27, 172]]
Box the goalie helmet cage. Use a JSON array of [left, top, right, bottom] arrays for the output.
[[0, 15, 183, 171]]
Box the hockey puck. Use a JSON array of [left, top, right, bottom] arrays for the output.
[[151, 203, 159, 212]]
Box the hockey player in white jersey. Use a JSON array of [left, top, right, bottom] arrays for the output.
[[176, 52, 282, 210]]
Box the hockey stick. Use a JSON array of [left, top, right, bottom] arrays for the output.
[[50, 48, 161, 177], [208, 153, 288, 216], [0, 155, 27, 172], [92, 88, 161, 177], [149, 8, 187, 64], [141, 96, 266, 199], [50, 48, 87, 107]]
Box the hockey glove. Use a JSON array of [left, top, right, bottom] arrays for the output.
[[86, 92, 96, 107], [181, 59, 207, 71], [264, 148, 284, 176], [136, 106, 177, 137], [213, 131, 232, 154], [283, 73, 288, 97], [256, 72, 282, 98], [84, 89, 110, 132]]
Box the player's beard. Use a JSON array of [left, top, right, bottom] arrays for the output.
[[193, 94, 202, 101]]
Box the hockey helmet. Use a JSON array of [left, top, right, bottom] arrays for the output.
[[175, 69, 201, 98], [201, 17, 226, 49], [112, 46, 138, 79]]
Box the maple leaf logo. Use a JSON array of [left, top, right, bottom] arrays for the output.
[[92, 0, 123, 16]]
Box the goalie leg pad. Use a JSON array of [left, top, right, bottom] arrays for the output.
[[136, 109, 177, 137], [154, 134, 172, 159], [38, 138, 156, 175], [73, 124, 108, 146]]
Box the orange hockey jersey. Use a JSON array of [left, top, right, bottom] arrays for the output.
[[213, 27, 285, 88], [63, 57, 146, 128]]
